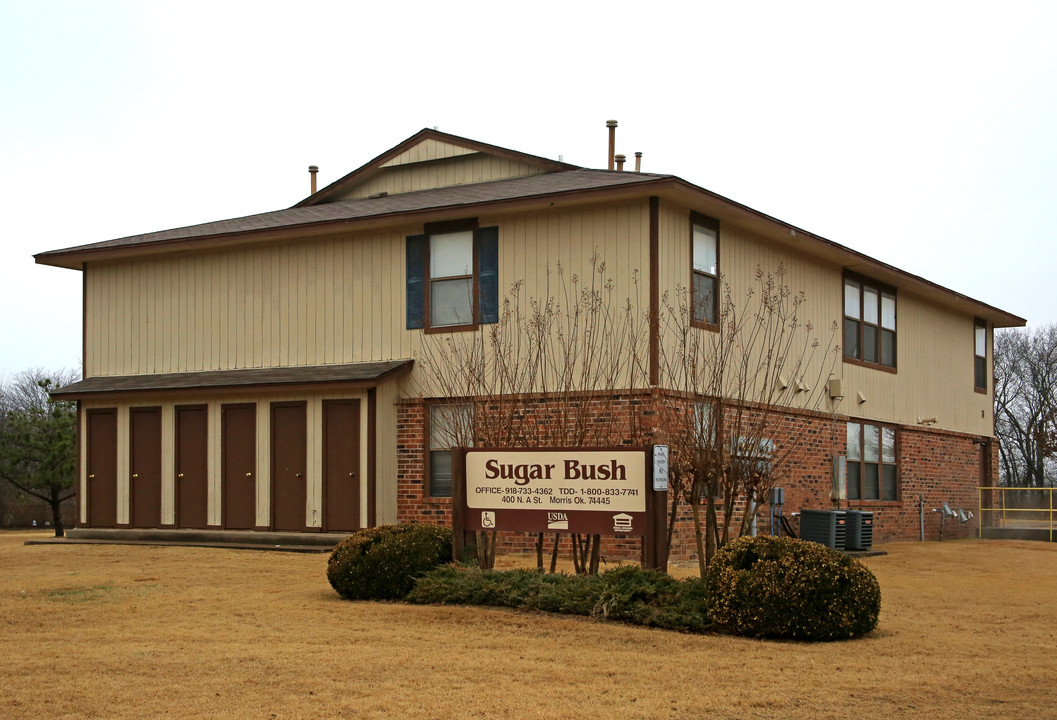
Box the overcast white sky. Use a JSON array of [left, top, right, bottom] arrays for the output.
[[2, 0, 1054, 377]]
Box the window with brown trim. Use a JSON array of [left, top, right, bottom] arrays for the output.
[[691, 213, 719, 327], [406, 219, 498, 333], [974, 318, 987, 392], [843, 274, 896, 369], [426, 402, 473, 498], [846, 420, 898, 501]]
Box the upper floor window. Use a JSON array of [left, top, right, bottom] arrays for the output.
[[691, 213, 719, 327], [843, 274, 896, 370], [847, 420, 898, 501], [430, 230, 474, 327], [974, 318, 987, 392], [406, 220, 498, 332]]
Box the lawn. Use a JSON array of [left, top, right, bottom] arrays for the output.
[[2, 531, 1055, 719]]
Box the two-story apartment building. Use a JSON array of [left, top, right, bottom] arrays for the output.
[[36, 127, 1024, 555]]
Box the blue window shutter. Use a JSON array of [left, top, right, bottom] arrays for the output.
[[406, 234, 427, 329], [477, 226, 499, 324]]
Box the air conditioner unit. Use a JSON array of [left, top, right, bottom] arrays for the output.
[[845, 510, 874, 551], [799, 509, 846, 550]]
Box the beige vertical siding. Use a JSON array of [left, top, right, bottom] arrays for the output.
[[85, 202, 653, 387], [656, 199, 992, 436], [381, 139, 477, 167], [374, 380, 403, 525], [333, 154, 549, 201], [86, 229, 412, 377]]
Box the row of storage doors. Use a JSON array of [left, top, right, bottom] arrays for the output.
[[83, 400, 362, 532]]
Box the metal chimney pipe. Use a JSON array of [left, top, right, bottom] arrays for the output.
[[606, 120, 617, 170], [615, 154, 626, 171], [309, 165, 319, 194], [634, 152, 642, 172]]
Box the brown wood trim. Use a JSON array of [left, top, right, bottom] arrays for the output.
[[367, 388, 377, 528], [81, 263, 87, 375], [841, 271, 898, 371], [269, 400, 308, 532], [128, 405, 162, 529], [842, 355, 898, 375], [423, 217, 478, 235], [321, 398, 360, 532], [74, 400, 82, 528], [173, 404, 208, 530], [844, 269, 898, 296], [421, 219, 481, 334], [689, 211, 720, 332], [974, 317, 988, 393], [294, 128, 579, 208], [51, 361, 414, 401], [424, 322, 479, 335], [649, 197, 660, 385], [844, 419, 901, 503], [220, 402, 256, 531], [84, 408, 119, 528]]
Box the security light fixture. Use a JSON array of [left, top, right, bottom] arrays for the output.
[[942, 502, 956, 518]]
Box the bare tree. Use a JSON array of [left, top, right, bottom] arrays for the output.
[[414, 255, 652, 572], [994, 325, 1057, 488], [657, 265, 839, 576]]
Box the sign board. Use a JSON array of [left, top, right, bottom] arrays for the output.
[[652, 445, 669, 491], [462, 448, 649, 536]]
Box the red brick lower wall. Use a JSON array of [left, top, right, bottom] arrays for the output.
[[396, 395, 993, 564]]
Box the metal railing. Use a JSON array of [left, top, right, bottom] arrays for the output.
[[977, 486, 1057, 542]]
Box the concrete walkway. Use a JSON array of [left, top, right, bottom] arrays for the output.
[[24, 527, 351, 553]]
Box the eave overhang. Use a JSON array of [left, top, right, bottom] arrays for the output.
[[35, 173, 1026, 329], [51, 360, 413, 401]]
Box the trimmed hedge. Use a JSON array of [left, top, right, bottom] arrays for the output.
[[407, 564, 710, 633], [705, 535, 881, 640], [327, 524, 452, 601]]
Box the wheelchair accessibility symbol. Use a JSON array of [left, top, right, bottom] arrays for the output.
[[481, 511, 496, 529]]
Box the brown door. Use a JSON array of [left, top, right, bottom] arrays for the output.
[[86, 409, 118, 528], [175, 405, 209, 529], [129, 407, 162, 528], [222, 404, 257, 530], [271, 402, 306, 531], [324, 399, 361, 532]]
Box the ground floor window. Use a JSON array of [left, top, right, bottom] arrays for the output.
[[427, 403, 473, 498], [846, 421, 898, 500]]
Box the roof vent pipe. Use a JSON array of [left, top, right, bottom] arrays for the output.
[[634, 152, 642, 172], [615, 154, 626, 171], [309, 165, 319, 194], [606, 120, 617, 170]]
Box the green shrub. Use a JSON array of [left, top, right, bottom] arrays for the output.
[[592, 565, 709, 633], [327, 523, 453, 601], [408, 564, 709, 633], [705, 535, 881, 641]]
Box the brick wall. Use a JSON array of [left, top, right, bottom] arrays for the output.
[[395, 393, 991, 562]]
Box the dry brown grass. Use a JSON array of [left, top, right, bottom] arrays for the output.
[[2, 531, 1055, 720]]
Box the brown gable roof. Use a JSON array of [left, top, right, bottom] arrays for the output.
[[293, 128, 580, 208], [35, 169, 666, 268]]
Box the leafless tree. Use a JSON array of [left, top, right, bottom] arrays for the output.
[[657, 265, 839, 576], [414, 255, 652, 572], [994, 325, 1057, 488]]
